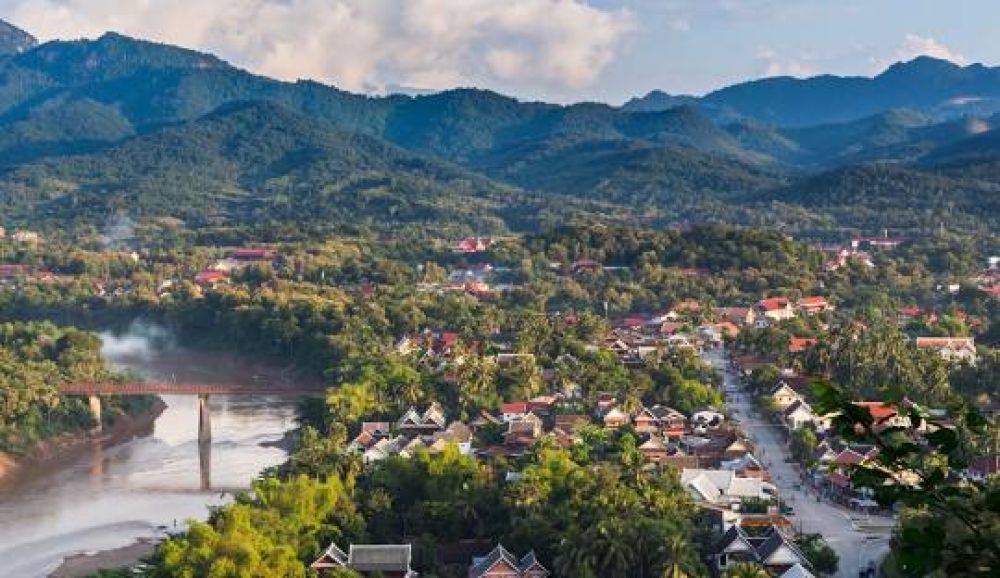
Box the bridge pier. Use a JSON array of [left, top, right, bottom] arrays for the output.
[[198, 394, 212, 444], [88, 395, 102, 433]]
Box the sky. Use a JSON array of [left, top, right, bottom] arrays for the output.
[[2, 0, 997, 104]]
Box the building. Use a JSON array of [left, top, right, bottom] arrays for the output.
[[915, 337, 977, 364], [312, 543, 417, 577], [398, 402, 448, 435], [468, 544, 549, 578], [755, 298, 795, 326], [770, 381, 803, 411], [796, 296, 830, 315], [715, 306, 756, 327], [710, 525, 814, 578], [788, 338, 818, 354], [782, 400, 816, 430], [681, 468, 777, 506]]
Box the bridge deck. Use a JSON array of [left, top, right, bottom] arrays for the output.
[[61, 382, 327, 396]]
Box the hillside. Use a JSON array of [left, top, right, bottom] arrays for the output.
[[755, 163, 1000, 233], [0, 19, 36, 56], [0, 101, 530, 232]]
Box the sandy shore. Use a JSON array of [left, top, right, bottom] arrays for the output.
[[49, 539, 157, 578]]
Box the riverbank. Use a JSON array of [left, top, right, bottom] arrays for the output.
[[50, 538, 158, 578], [0, 398, 167, 487]]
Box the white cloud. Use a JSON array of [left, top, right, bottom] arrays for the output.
[[894, 33, 966, 64], [755, 48, 818, 78], [4, 0, 635, 97]]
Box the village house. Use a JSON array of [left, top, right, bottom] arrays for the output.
[[681, 468, 778, 507], [715, 306, 756, 327], [194, 270, 229, 288], [398, 402, 448, 435], [788, 337, 818, 354], [468, 544, 549, 578], [915, 337, 978, 364], [710, 526, 814, 578], [755, 297, 795, 327], [454, 237, 496, 254], [312, 543, 417, 577], [602, 406, 631, 429], [651, 405, 689, 439], [851, 235, 904, 250], [231, 248, 277, 262], [782, 400, 816, 430], [796, 296, 831, 315], [770, 381, 804, 411]]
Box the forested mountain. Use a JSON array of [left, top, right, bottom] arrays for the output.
[[0, 101, 533, 232], [0, 21, 998, 237], [0, 19, 35, 56], [628, 56, 1000, 126]]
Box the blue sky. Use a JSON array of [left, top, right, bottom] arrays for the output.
[[3, 0, 996, 103]]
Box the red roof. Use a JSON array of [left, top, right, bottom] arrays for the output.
[[899, 306, 922, 317], [789, 337, 818, 353], [715, 322, 740, 338], [854, 401, 898, 420], [194, 270, 228, 284], [798, 296, 828, 308], [757, 297, 790, 311], [500, 402, 529, 415], [827, 472, 851, 488], [835, 450, 866, 466], [441, 332, 459, 348]]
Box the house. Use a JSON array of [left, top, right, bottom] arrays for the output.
[[500, 402, 531, 423], [603, 407, 631, 429], [851, 235, 904, 250], [715, 306, 756, 327], [770, 381, 803, 411], [755, 297, 795, 326], [915, 337, 977, 364], [571, 258, 600, 274], [782, 400, 816, 430], [650, 405, 688, 438], [553, 414, 590, 434], [710, 526, 813, 578], [715, 321, 740, 339], [681, 468, 777, 506], [634, 406, 661, 433], [11, 230, 39, 244], [398, 402, 447, 435], [796, 296, 830, 315], [504, 413, 544, 447], [194, 270, 229, 288], [468, 544, 549, 578], [898, 306, 923, 325], [639, 435, 670, 462], [788, 337, 818, 354], [312, 543, 417, 577], [454, 237, 495, 254], [595, 393, 617, 417]]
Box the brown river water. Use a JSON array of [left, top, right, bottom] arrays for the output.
[[0, 324, 310, 577]]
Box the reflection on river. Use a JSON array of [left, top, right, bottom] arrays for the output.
[[0, 329, 305, 578]]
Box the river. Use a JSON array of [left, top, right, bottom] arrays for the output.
[[0, 326, 308, 577]]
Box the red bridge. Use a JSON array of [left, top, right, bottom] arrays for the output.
[[60, 382, 328, 396]]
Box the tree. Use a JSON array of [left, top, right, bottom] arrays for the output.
[[723, 562, 769, 578], [797, 533, 839, 576]]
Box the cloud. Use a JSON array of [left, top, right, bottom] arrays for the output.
[[894, 33, 966, 64], [756, 48, 818, 78], [4, 0, 635, 97]]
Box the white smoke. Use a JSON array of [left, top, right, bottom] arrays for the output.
[[100, 320, 175, 363], [5, 0, 635, 99]]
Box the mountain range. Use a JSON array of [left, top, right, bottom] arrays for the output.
[[0, 19, 997, 236]]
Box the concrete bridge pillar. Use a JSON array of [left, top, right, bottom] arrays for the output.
[[88, 395, 102, 433], [198, 394, 212, 444]]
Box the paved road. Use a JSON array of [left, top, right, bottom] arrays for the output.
[[704, 348, 894, 578]]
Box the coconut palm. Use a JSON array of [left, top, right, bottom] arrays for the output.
[[723, 562, 770, 578]]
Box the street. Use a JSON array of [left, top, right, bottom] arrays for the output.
[[703, 348, 894, 578]]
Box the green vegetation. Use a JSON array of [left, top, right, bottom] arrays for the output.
[[0, 321, 148, 454]]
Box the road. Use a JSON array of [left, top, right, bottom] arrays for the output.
[[703, 348, 894, 578]]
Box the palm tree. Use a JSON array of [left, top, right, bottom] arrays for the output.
[[660, 533, 699, 578], [723, 562, 770, 578]]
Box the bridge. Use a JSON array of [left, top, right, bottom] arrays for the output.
[[61, 382, 328, 396], [63, 380, 328, 491]]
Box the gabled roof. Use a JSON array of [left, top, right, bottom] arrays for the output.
[[500, 402, 530, 414], [469, 544, 521, 578], [780, 563, 816, 578], [757, 297, 791, 311], [311, 543, 348, 568], [756, 528, 811, 570], [349, 544, 413, 572], [712, 525, 756, 555], [518, 551, 549, 575]]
